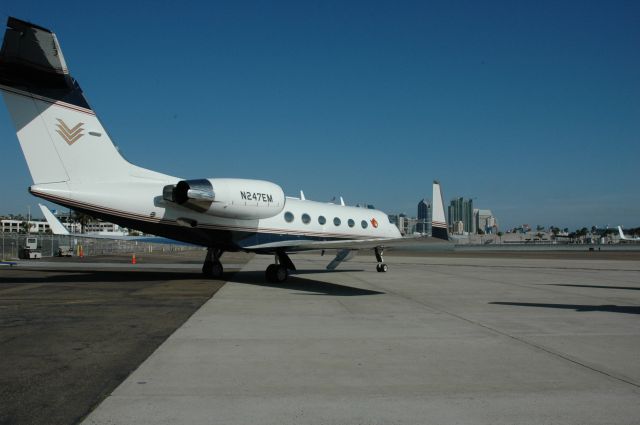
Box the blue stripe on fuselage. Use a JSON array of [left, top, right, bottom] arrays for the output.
[[236, 231, 349, 249]]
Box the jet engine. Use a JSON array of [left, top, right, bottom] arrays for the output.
[[163, 178, 285, 220]]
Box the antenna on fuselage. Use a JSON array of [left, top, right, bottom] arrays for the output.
[[300, 190, 306, 200]]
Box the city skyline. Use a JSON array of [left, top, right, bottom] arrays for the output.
[[0, 2, 638, 228]]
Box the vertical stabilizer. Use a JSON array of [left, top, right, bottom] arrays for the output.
[[0, 17, 168, 185], [431, 180, 448, 240]]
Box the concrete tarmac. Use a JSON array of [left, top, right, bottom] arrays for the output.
[[0, 251, 252, 425], [82, 253, 640, 425]]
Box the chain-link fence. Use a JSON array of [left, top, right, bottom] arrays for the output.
[[0, 232, 199, 260]]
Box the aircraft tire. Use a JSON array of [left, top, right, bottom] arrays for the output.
[[202, 261, 213, 276], [211, 262, 223, 278], [266, 264, 277, 282], [275, 265, 288, 282], [376, 263, 388, 273]]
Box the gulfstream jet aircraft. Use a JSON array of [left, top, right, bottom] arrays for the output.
[[0, 17, 449, 282]]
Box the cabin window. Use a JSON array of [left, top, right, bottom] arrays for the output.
[[301, 213, 311, 224], [348, 219, 355, 228], [284, 212, 294, 223], [318, 215, 326, 225], [361, 220, 368, 229], [333, 217, 341, 226]]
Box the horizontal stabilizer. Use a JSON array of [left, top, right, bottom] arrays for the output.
[[0, 17, 73, 89]]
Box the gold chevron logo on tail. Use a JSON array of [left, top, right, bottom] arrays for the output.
[[55, 119, 85, 145]]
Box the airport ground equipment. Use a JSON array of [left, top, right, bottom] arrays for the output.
[[19, 236, 42, 259], [57, 245, 73, 257]]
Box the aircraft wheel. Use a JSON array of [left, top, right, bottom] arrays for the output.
[[377, 263, 388, 273], [266, 264, 278, 282], [275, 264, 288, 282], [211, 262, 223, 278], [202, 261, 213, 276]]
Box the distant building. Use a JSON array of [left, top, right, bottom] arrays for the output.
[[448, 197, 474, 234], [453, 220, 465, 235], [416, 199, 432, 235], [398, 214, 410, 236], [474, 209, 498, 234], [2, 212, 128, 235], [83, 221, 126, 234], [1, 219, 50, 233], [390, 213, 418, 236], [1, 219, 21, 233]]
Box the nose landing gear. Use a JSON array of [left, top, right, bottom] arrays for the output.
[[375, 246, 388, 272]]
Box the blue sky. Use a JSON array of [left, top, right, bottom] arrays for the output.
[[0, 1, 638, 229]]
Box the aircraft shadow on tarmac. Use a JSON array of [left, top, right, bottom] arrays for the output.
[[0, 269, 384, 296], [0, 270, 207, 284], [490, 302, 640, 315], [543, 283, 640, 291], [229, 271, 385, 296]]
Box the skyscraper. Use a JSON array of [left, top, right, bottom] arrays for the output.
[[416, 199, 432, 235], [448, 197, 474, 234]]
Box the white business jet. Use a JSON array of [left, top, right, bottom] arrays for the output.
[[0, 17, 449, 282]]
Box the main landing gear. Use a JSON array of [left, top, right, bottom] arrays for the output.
[[266, 250, 296, 283], [202, 248, 224, 278], [375, 247, 388, 273]]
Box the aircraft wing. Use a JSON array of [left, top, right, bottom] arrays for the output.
[[242, 235, 450, 252]]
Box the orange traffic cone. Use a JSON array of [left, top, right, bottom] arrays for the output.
[[131, 253, 137, 264]]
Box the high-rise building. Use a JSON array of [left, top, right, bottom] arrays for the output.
[[448, 197, 474, 234], [416, 199, 432, 235]]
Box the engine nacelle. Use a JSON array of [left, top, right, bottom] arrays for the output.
[[163, 178, 285, 220]]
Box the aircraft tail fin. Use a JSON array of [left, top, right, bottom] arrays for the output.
[[38, 204, 70, 235], [431, 180, 448, 241], [618, 226, 627, 240], [0, 17, 160, 185]]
